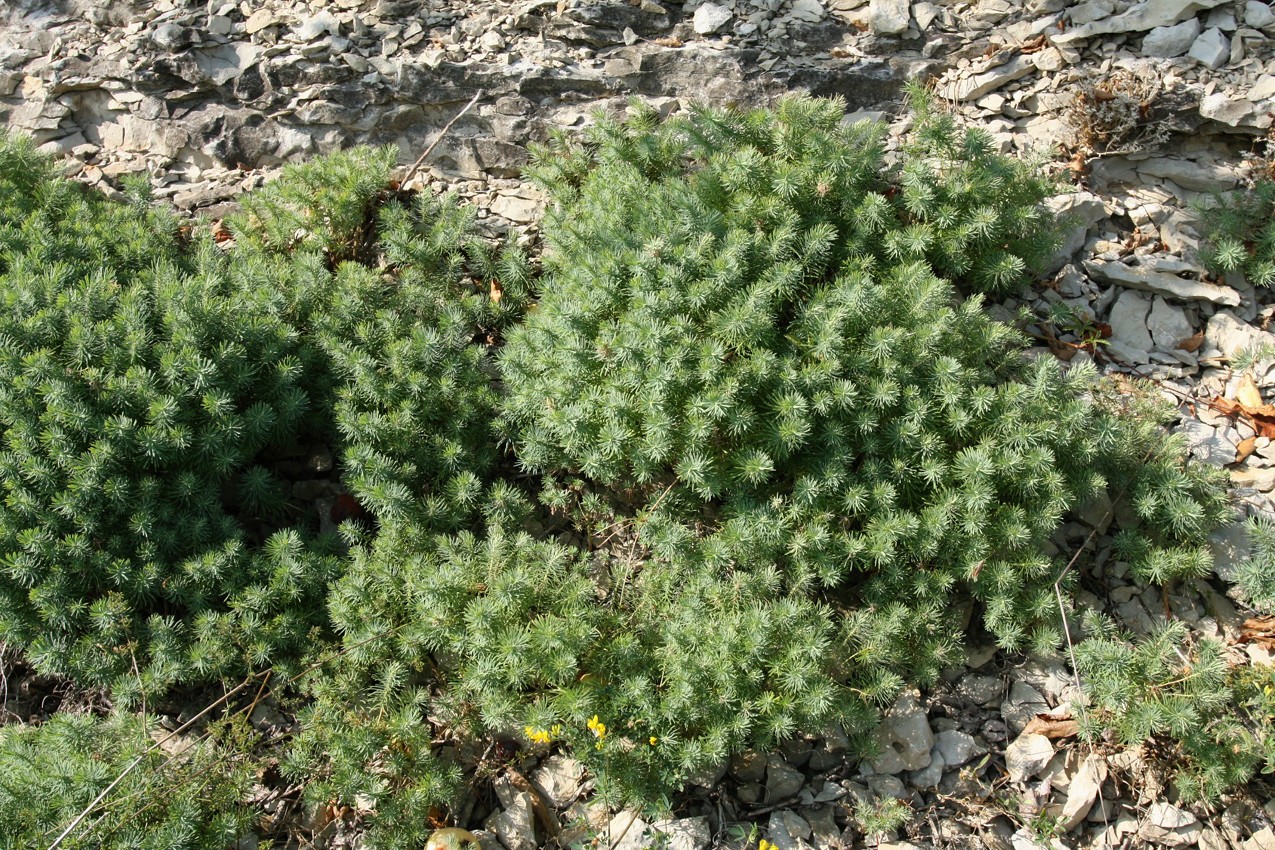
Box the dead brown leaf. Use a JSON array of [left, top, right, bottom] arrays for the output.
[[1242, 615, 1275, 650], [1018, 34, 1048, 54], [1177, 331, 1204, 352], [1237, 436, 1259, 464], [490, 279, 503, 303], [1211, 395, 1275, 440], [1022, 713, 1079, 739], [1239, 373, 1265, 409]]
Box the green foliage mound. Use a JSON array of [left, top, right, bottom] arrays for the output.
[[296, 94, 1229, 816], [0, 137, 331, 691], [0, 135, 527, 696], [1077, 621, 1275, 803], [228, 146, 531, 530], [0, 712, 254, 850], [0, 95, 1241, 835], [1200, 176, 1275, 287]]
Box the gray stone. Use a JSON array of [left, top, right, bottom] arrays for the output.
[[152, 23, 188, 50], [935, 55, 1035, 102], [1085, 260, 1241, 306], [1201, 91, 1254, 127], [1206, 309, 1275, 358], [913, 1, 941, 29], [869, 0, 911, 33], [692, 2, 733, 34], [958, 674, 1002, 706], [1044, 191, 1106, 273], [195, 43, 263, 87], [485, 783, 538, 850], [649, 817, 709, 850], [766, 811, 812, 850], [531, 755, 584, 808], [870, 692, 933, 774], [605, 811, 650, 850], [729, 750, 768, 783], [790, 0, 827, 21], [1147, 296, 1193, 351], [1054, 0, 1228, 43], [934, 730, 980, 767], [765, 755, 806, 803], [1182, 417, 1236, 466], [1140, 803, 1202, 847], [1059, 756, 1107, 830], [244, 10, 278, 34], [1141, 17, 1201, 55], [1108, 289, 1155, 353], [490, 194, 543, 224], [1004, 733, 1053, 783], [1251, 75, 1275, 103], [295, 12, 341, 41], [1001, 680, 1048, 734], [908, 751, 945, 789], [1247, 1, 1275, 27], [1210, 519, 1251, 583], [1189, 26, 1230, 67], [1069, 0, 1115, 25], [1137, 157, 1237, 192], [865, 773, 909, 800]]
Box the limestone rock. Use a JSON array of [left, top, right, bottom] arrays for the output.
[[1142, 17, 1201, 55], [1182, 417, 1236, 466], [1139, 803, 1202, 847], [1188, 26, 1230, 67], [869, 0, 911, 33], [1108, 289, 1155, 353], [765, 755, 805, 803], [1001, 680, 1049, 734], [1004, 733, 1053, 783], [1246, 1, 1275, 27], [649, 817, 709, 850], [692, 2, 733, 34], [1084, 259, 1241, 306], [1059, 756, 1108, 830], [1147, 296, 1193, 350], [870, 692, 933, 774], [1206, 309, 1275, 358], [531, 755, 584, 808], [1201, 91, 1254, 126], [244, 10, 278, 34], [935, 55, 1035, 102], [1054, 0, 1228, 43], [934, 730, 980, 767], [1137, 157, 1237, 192]]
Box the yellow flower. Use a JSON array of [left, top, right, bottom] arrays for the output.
[[759, 840, 773, 850], [523, 725, 554, 746], [649, 736, 658, 746], [587, 715, 607, 740]]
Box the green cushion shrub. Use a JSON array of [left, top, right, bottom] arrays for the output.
[[0, 712, 254, 850], [1077, 620, 1273, 802], [1200, 177, 1275, 287], [296, 94, 1229, 813]]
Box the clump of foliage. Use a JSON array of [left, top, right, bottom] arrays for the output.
[[1200, 177, 1275, 287], [1067, 68, 1171, 157], [0, 91, 1237, 833], [291, 92, 1229, 813], [0, 133, 329, 691], [0, 712, 255, 850], [228, 148, 531, 531], [1236, 517, 1275, 610], [1076, 621, 1275, 802]]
